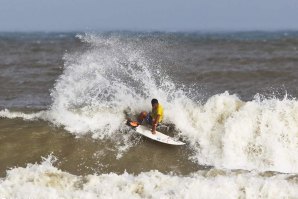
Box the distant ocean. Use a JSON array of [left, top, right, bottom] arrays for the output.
[[1, 31, 298, 198]]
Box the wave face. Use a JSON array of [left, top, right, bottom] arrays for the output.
[[2, 33, 298, 174], [1, 155, 298, 199]]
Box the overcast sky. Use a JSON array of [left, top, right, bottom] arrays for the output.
[[0, 0, 297, 32]]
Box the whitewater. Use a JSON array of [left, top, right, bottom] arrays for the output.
[[1, 32, 298, 198]]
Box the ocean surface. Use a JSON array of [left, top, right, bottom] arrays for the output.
[[1, 31, 298, 198]]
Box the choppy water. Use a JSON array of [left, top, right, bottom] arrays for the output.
[[1, 31, 298, 198]]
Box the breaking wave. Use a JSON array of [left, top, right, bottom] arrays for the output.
[[2, 34, 298, 174], [1, 155, 298, 199]]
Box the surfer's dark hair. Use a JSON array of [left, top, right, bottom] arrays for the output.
[[151, 99, 158, 105]]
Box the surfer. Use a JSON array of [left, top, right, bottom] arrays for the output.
[[137, 99, 164, 134], [127, 100, 184, 145]]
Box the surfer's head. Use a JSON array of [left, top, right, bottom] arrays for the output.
[[151, 98, 158, 109]]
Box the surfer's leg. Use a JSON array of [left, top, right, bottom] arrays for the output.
[[146, 115, 153, 125], [137, 111, 148, 124]]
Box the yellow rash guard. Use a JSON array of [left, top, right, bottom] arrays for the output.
[[151, 104, 164, 123]]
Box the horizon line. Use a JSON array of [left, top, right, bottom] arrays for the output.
[[1, 28, 298, 34]]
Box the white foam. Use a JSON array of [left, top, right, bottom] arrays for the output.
[[171, 92, 298, 173], [0, 109, 47, 120], [0, 155, 298, 199]]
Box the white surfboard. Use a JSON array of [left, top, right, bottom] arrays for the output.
[[134, 125, 185, 145]]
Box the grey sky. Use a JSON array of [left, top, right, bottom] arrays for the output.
[[0, 0, 297, 31]]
